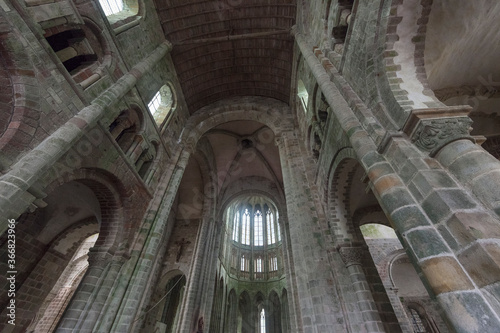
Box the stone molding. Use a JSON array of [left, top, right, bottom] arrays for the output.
[[403, 107, 475, 156]]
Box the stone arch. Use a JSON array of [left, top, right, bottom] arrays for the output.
[[239, 290, 253, 333], [31, 233, 98, 333], [327, 156, 361, 242], [42, 16, 113, 87], [0, 22, 42, 164], [181, 97, 291, 150], [328, 155, 403, 331], [43, 167, 129, 251], [281, 288, 291, 333], [267, 290, 282, 332], [353, 206, 391, 228], [154, 271, 187, 332], [224, 288, 238, 332], [0, 178, 109, 331], [47, 217, 100, 257], [109, 105, 144, 153], [372, 0, 444, 129], [405, 301, 441, 333]]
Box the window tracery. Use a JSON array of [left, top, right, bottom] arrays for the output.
[[224, 196, 284, 280]]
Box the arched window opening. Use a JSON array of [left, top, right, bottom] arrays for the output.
[[266, 209, 276, 245], [240, 255, 248, 272], [109, 108, 142, 153], [98, 0, 139, 25], [148, 84, 176, 127], [100, 0, 123, 16], [254, 210, 263, 246], [242, 209, 251, 245], [270, 256, 278, 271], [297, 79, 309, 112], [260, 308, 266, 333], [32, 233, 98, 333], [232, 211, 239, 242], [45, 28, 97, 75], [255, 257, 263, 273]]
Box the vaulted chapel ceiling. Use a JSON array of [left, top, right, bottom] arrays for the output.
[[206, 120, 282, 192], [155, 0, 296, 113]]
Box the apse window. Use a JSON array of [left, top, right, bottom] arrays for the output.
[[241, 255, 249, 272], [270, 256, 278, 271], [260, 308, 266, 333], [255, 257, 263, 273], [147, 84, 176, 127], [266, 209, 276, 245], [254, 210, 264, 246], [241, 209, 251, 245]]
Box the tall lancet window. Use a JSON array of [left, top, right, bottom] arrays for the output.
[[276, 211, 281, 242], [266, 209, 276, 245], [242, 209, 250, 245], [254, 210, 264, 246], [260, 308, 266, 333], [232, 211, 239, 242]]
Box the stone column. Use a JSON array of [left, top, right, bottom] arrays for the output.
[[106, 148, 192, 332], [56, 249, 113, 332], [178, 217, 216, 333], [338, 246, 385, 333], [437, 138, 500, 216], [276, 131, 345, 332]]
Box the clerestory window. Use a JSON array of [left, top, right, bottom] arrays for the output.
[[98, 0, 140, 27], [99, 0, 123, 16], [147, 84, 176, 127], [255, 210, 264, 246]]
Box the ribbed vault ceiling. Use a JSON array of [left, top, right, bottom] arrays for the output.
[[155, 0, 296, 113]]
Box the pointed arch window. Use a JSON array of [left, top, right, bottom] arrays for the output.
[[254, 210, 264, 246], [242, 209, 251, 245], [276, 214, 281, 242], [270, 256, 278, 271], [232, 211, 239, 242], [255, 257, 263, 273], [260, 308, 266, 333], [241, 255, 249, 272], [266, 209, 276, 245]]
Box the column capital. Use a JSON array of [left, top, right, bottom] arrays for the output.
[[403, 106, 476, 156], [338, 246, 364, 267]]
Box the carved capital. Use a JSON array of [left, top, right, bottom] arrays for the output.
[[403, 107, 475, 156], [338, 246, 364, 267]]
